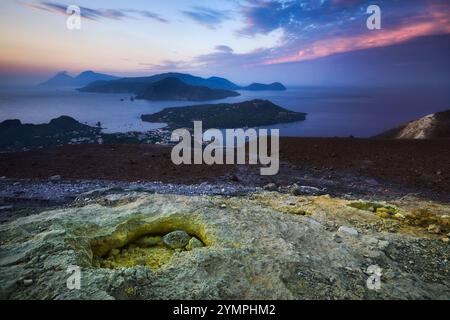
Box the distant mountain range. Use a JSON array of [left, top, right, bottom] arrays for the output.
[[74, 72, 286, 93], [375, 110, 450, 139], [41, 71, 119, 87], [135, 77, 240, 101]]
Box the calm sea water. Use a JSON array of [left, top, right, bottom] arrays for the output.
[[0, 85, 448, 137]]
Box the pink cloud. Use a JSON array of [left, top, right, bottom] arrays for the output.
[[265, 12, 450, 65]]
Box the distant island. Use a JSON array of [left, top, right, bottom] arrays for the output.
[[244, 82, 286, 91], [76, 72, 287, 93], [141, 99, 306, 129], [40, 71, 119, 87], [135, 77, 240, 101]]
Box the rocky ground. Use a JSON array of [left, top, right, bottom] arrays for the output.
[[1, 138, 449, 200], [0, 189, 448, 299], [0, 139, 449, 300]]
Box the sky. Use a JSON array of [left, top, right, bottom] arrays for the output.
[[0, 0, 449, 85]]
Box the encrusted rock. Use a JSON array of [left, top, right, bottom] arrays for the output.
[[290, 184, 321, 196], [162, 230, 191, 249], [186, 237, 204, 251], [337, 226, 359, 236], [1, 192, 449, 300]]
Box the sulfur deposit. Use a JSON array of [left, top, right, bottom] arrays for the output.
[[0, 191, 449, 299]]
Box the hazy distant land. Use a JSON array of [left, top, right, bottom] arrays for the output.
[[76, 72, 287, 94]]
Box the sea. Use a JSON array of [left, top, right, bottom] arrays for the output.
[[0, 85, 449, 137]]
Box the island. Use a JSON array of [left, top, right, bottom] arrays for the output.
[[0, 116, 101, 150], [141, 99, 307, 129], [0, 116, 172, 151], [135, 77, 240, 101], [243, 82, 286, 91], [77, 72, 287, 94]]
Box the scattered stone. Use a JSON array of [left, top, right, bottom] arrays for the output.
[[162, 230, 191, 249], [377, 240, 390, 250], [263, 183, 278, 191], [290, 184, 321, 196], [285, 200, 296, 206], [393, 213, 405, 220], [337, 226, 359, 236], [49, 175, 61, 181], [220, 204, 227, 209], [186, 237, 204, 251], [441, 237, 449, 243], [427, 224, 441, 234], [333, 234, 343, 243], [23, 279, 33, 286]]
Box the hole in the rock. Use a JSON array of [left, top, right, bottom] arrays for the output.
[[91, 228, 207, 270]]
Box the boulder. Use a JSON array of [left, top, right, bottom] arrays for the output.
[[162, 230, 191, 249], [337, 226, 359, 236], [186, 237, 204, 251]]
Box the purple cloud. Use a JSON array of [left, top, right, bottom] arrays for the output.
[[24, 1, 168, 23], [182, 7, 231, 29], [214, 45, 234, 53]]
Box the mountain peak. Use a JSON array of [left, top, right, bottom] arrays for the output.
[[78, 70, 95, 76], [41, 70, 118, 87]]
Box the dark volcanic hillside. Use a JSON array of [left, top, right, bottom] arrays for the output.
[[136, 78, 240, 101], [375, 110, 450, 139], [141, 99, 306, 129], [0, 116, 100, 150]]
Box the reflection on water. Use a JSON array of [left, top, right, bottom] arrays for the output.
[[0, 85, 448, 137]]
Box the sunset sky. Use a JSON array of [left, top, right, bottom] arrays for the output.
[[0, 0, 449, 85]]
